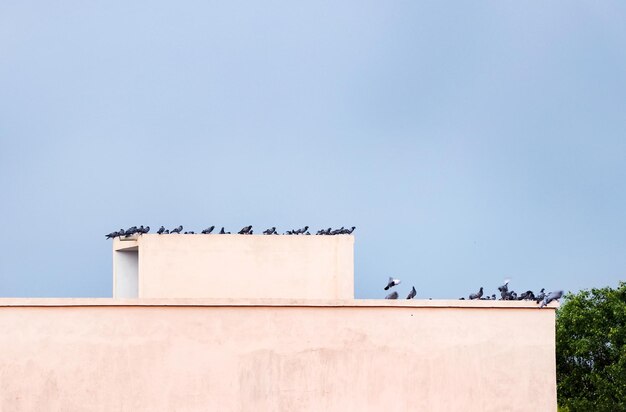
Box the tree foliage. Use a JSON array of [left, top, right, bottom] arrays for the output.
[[556, 282, 626, 411]]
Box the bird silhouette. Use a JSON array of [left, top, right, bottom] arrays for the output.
[[385, 291, 399, 299], [469, 287, 483, 300], [238, 226, 252, 234], [105, 230, 119, 239], [201, 226, 215, 234], [263, 227, 276, 235], [157, 226, 165, 235], [407, 286, 417, 299], [539, 290, 564, 308], [219, 227, 230, 234], [170, 225, 183, 234], [384, 277, 401, 290]]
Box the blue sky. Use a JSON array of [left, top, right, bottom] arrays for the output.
[[1, 1, 625, 299]]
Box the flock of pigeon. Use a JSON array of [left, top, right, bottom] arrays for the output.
[[106, 225, 356, 239], [383, 277, 417, 300], [105, 226, 563, 308], [384, 277, 563, 308]]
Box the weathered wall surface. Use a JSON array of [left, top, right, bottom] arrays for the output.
[[0, 299, 556, 412], [113, 235, 354, 299]]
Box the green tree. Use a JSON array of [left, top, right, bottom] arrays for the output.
[[556, 282, 626, 411]]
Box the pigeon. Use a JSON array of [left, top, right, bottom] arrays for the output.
[[539, 290, 564, 308], [164, 229, 170, 234], [535, 288, 546, 303], [407, 286, 417, 299], [157, 226, 165, 235], [123, 226, 138, 237], [138, 226, 149, 234], [263, 227, 276, 235], [285, 230, 293, 235], [469, 287, 483, 300], [491, 294, 496, 300], [304, 231, 310, 235], [201, 226, 215, 234], [170, 225, 183, 234], [345, 226, 356, 234], [219, 227, 230, 234], [238, 226, 252, 235], [498, 279, 510, 300], [459, 297, 466, 300], [183, 231, 195, 234], [295, 226, 309, 235], [384, 277, 401, 290], [105, 230, 119, 239], [385, 291, 399, 299]]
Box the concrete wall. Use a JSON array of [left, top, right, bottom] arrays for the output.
[[0, 299, 557, 411], [113, 235, 354, 299]]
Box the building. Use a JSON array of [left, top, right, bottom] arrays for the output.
[[0, 234, 557, 411]]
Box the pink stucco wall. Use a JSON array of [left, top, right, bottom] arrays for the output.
[[0, 299, 557, 411], [113, 235, 354, 299]]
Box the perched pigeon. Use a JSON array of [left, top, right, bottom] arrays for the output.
[[238, 226, 252, 235], [201, 226, 215, 234], [407, 286, 417, 299], [469, 287, 483, 300], [539, 290, 564, 308], [304, 231, 310, 235], [164, 229, 170, 234], [385, 291, 399, 299], [138, 226, 149, 234], [498, 279, 510, 300], [157, 226, 165, 235], [384, 277, 401, 290], [105, 230, 119, 239], [263, 227, 276, 235], [535, 288, 546, 303], [183, 231, 195, 234], [219, 227, 230, 234], [124, 226, 138, 237], [170, 225, 183, 234], [345, 226, 356, 234]]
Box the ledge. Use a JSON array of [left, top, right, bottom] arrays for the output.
[[0, 298, 558, 309]]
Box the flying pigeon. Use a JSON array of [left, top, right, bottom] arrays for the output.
[[157, 226, 165, 235], [469, 287, 483, 300], [201, 226, 215, 234], [407, 286, 417, 299], [384, 277, 401, 290], [385, 291, 399, 299], [171, 225, 183, 234], [539, 290, 564, 308]]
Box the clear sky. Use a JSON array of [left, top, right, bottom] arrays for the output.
[[1, 1, 625, 299]]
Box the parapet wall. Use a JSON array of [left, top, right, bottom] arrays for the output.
[[113, 234, 354, 299], [0, 299, 557, 411]]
